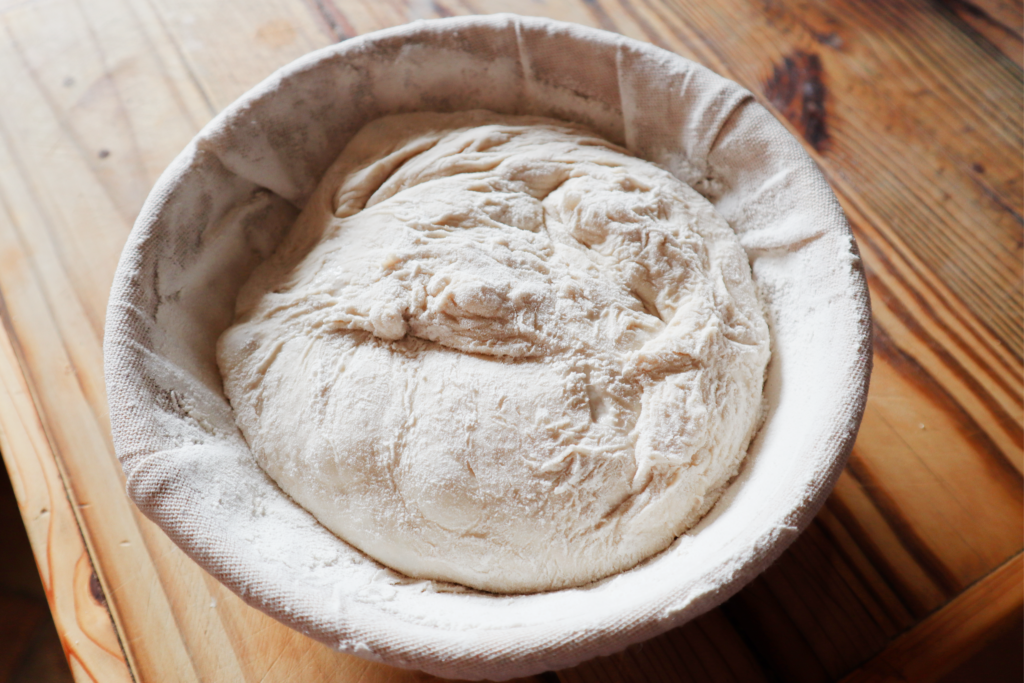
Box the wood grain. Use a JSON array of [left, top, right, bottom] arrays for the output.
[[938, 0, 1024, 69], [841, 553, 1024, 683], [0, 287, 132, 682], [0, 0, 1019, 681]]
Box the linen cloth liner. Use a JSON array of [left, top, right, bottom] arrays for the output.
[[104, 14, 871, 680]]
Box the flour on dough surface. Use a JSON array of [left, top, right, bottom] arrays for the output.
[[216, 111, 770, 594]]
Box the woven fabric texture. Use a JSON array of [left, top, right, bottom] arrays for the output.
[[104, 14, 871, 680]]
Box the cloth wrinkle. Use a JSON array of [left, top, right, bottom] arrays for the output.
[[103, 15, 870, 681]]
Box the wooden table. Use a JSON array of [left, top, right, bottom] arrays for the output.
[[0, 0, 1020, 681]]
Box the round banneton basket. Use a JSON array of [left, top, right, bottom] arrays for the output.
[[104, 14, 871, 681]]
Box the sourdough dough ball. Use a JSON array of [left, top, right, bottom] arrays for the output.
[[217, 111, 770, 594]]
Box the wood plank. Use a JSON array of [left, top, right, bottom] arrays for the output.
[[0, 314, 132, 682], [0, 7, 205, 680], [559, 609, 771, 683], [824, 474, 947, 619], [938, 0, 1024, 68], [841, 552, 1024, 683], [140, 0, 333, 111]]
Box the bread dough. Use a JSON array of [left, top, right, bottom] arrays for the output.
[[216, 111, 770, 594]]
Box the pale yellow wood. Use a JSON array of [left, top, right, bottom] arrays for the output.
[[0, 11, 205, 682], [142, 0, 337, 110]]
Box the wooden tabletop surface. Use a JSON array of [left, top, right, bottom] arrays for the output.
[[0, 0, 1020, 681]]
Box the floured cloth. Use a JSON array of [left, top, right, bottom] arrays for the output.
[[216, 111, 771, 594], [104, 14, 870, 681]]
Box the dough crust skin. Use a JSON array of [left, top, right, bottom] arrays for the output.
[[217, 111, 770, 594]]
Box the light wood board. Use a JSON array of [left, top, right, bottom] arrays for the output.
[[0, 0, 1019, 681]]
